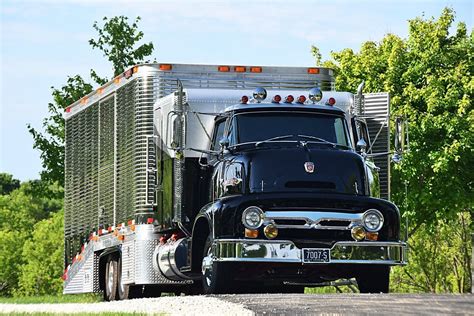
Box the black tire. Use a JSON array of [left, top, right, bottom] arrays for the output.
[[117, 256, 142, 300], [201, 235, 234, 294], [356, 265, 390, 293], [143, 285, 162, 298], [104, 255, 119, 301]]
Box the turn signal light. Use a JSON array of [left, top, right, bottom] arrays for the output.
[[245, 228, 259, 238], [365, 232, 379, 241]]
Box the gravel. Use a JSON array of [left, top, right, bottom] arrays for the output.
[[0, 296, 253, 315]]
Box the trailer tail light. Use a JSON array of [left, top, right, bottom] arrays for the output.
[[272, 95, 282, 103], [234, 66, 246, 73], [159, 64, 172, 71], [133, 66, 139, 73], [65, 107, 71, 113], [147, 217, 154, 224], [297, 95, 306, 104], [97, 87, 104, 94], [250, 66, 262, 73], [284, 95, 294, 103], [80, 97, 88, 105], [240, 95, 249, 104], [307, 68, 320, 74], [114, 77, 121, 84], [218, 66, 230, 72], [327, 97, 336, 106]]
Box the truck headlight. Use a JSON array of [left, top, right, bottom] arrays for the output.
[[242, 206, 264, 229], [362, 209, 384, 232]]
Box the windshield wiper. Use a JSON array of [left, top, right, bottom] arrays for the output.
[[297, 134, 350, 149], [255, 134, 295, 147]]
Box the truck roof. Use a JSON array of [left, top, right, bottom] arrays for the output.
[[64, 63, 335, 120]]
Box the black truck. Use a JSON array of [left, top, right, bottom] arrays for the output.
[[63, 63, 406, 299]]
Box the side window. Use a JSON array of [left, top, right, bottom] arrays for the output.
[[211, 119, 226, 150]]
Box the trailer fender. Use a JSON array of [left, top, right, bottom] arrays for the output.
[[98, 246, 121, 291]]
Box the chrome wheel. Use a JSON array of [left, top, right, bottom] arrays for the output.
[[107, 261, 115, 294], [201, 246, 214, 287]]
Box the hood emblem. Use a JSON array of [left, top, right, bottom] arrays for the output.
[[304, 162, 315, 173]]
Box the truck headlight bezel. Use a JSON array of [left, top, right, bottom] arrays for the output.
[[242, 206, 264, 230], [362, 209, 384, 232]]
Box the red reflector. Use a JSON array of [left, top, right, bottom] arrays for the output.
[[328, 97, 336, 106], [159, 64, 172, 71], [234, 66, 246, 72], [285, 95, 294, 103], [65, 107, 71, 113], [107, 227, 112, 232], [147, 217, 154, 224], [272, 95, 282, 103], [127, 220, 133, 226], [218, 66, 230, 72], [307, 68, 320, 74], [124, 68, 133, 79], [297, 95, 306, 104], [241, 95, 249, 104], [250, 66, 262, 73]]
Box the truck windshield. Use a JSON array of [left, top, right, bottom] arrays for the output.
[[233, 112, 350, 147]]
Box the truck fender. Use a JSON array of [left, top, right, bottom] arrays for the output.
[[190, 214, 212, 273]]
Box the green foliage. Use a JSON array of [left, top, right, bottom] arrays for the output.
[[29, 16, 154, 187], [15, 210, 64, 297], [315, 8, 473, 227], [0, 173, 20, 195], [89, 16, 154, 76], [391, 212, 471, 293], [0, 180, 62, 296], [0, 293, 101, 304]]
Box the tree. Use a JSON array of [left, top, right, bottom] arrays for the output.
[[0, 173, 20, 195], [28, 16, 155, 186], [314, 8, 473, 292], [15, 210, 64, 297]]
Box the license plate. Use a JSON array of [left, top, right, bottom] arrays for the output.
[[302, 248, 330, 263]]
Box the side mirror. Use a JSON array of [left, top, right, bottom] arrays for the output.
[[356, 139, 367, 155], [393, 117, 406, 163], [219, 137, 230, 150]]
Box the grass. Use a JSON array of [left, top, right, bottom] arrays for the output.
[[0, 294, 101, 304]]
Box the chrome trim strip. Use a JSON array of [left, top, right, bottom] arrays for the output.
[[264, 211, 362, 230], [213, 239, 407, 265]]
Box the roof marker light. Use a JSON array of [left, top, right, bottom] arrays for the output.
[[297, 95, 306, 104], [159, 64, 172, 71], [284, 95, 294, 103], [234, 66, 246, 72], [327, 97, 336, 106], [272, 95, 282, 103], [240, 95, 249, 104], [218, 66, 230, 72], [250, 66, 262, 73]]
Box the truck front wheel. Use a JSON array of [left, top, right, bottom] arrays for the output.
[[201, 236, 234, 294], [356, 265, 390, 293]]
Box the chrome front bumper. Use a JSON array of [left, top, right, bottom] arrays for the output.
[[213, 239, 407, 265]]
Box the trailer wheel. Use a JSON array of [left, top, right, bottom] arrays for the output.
[[201, 235, 234, 294], [104, 256, 118, 301], [356, 265, 390, 293]]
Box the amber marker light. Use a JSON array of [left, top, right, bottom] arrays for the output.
[[218, 65, 230, 72], [234, 66, 246, 72], [307, 68, 320, 74], [245, 228, 259, 238], [250, 66, 262, 73], [365, 232, 379, 241], [159, 64, 172, 71]]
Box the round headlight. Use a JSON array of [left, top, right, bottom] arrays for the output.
[[242, 206, 264, 229], [362, 209, 384, 232]]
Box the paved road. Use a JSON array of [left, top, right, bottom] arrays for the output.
[[0, 294, 472, 315], [220, 293, 474, 315]]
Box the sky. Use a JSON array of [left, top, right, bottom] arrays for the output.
[[0, 0, 472, 181]]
